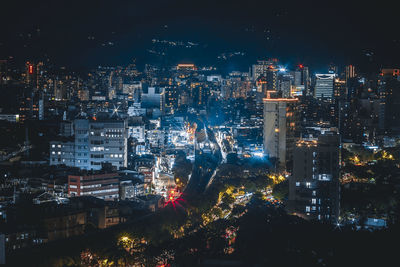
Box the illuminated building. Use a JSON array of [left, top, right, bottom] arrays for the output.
[[164, 85, 179, 112], [380, 68, 400, 76], [120, 179, 145, 200], [0, 114, 20, 123], [24, 61, 44, 90], [50, 140, 75, 167], [345, 65, 356, 82], [19, 92, 39, 122], [25, 62, 35, 86], [334, 78, 346, 99], [266, 66, 278, 91], [301, 66, 310, 95], [68, 173, 120, 200], [251, 59, 278, 81], [190, 82, 210, 107], [263, 96, 298, 170], [256, 75, 268, 96], [288, 132, 340, 223], [292, 65, 310, 95], [378, 70, 400, 133], [50, 119, 128, 170], [141, 86, 164, 109], [176, 63, 197, 71], [314, 74, 335, 100], [122, 81, 142, 101], [78, 90, 89, 101], [54, 78, 66, 101], [278, 74, 293, 98]]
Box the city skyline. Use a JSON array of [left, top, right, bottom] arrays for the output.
[[1, 1, 400, 266], [1, 1, 399, 72]]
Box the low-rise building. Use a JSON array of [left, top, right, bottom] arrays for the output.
[[68, 172, 120, 201]]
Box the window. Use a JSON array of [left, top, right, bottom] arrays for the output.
[[306, 182, 311, 188], [305, 206, 311, 212], [296, 182, 300, 187], [312, 198, 316, 204]]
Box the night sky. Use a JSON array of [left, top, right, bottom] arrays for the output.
[[1, 0, 399, 73]]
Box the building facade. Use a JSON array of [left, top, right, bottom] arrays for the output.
[[50, 118, 128, 170], [263, 97, 298, 170], [288, 132, 340, 223], [314, 74, 335, 100], [68, 173, 120, 200]]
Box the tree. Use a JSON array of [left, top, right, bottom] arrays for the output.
[[272, 179, 289, 201]]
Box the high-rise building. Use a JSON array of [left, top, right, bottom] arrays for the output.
[[54, 78, 66, 101], [164, 85, 179, 112], [345, 65, 356, 82], [263, 97, 298, 170], [278, 74, 293, 98], [190, 82, 210, 108], [256, 75, 268, 96], [301, 66, 310, 95], [251, 59, 278, 81], [141, 86, 163, 109], [19, 91, 39, 122], [288, 132, 340, 223], [86, 119, 128, 170], [334, 78, 346, 100], [290, 65, 309, 96], [314, 74, 335, 100], [123, 82, 142, 99], [378, 70, 400, 134]]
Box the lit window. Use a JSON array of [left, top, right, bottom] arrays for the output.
[[312, 198, 316, 204], [296, 182, 300, 187], [305, 206, 311, 212]]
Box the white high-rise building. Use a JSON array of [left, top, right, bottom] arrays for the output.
[[314, 74, 335, 100]]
